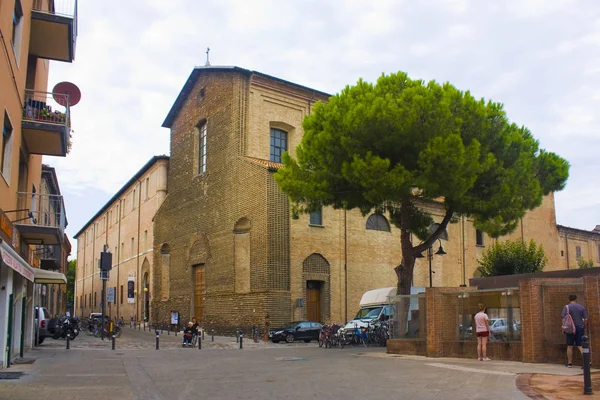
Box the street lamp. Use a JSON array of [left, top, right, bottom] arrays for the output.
[[416, 239, 446, 287]]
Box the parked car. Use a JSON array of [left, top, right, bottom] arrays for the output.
[[89, 313, 110, 322], [34, 306, 51, 345], [269, 321, 322, 343]]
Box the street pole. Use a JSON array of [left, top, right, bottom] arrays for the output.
[[101, 278, 106, 340], [428, 247, 433, 288]]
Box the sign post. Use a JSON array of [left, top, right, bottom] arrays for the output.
[[99, 245, 112, 341]]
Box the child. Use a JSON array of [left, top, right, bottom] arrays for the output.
[[183, 322, 194, 347]]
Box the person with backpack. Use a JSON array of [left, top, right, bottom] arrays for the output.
[[561, 294, 589, 368]]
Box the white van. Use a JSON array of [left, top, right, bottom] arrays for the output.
[[343, 286, 425, 330]]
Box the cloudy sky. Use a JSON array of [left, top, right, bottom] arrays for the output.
[[46, 0, 600, 254]]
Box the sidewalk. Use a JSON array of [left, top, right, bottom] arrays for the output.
[[362, 352, 598, 399]]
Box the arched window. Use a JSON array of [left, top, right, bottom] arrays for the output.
[[366, 214, 391, 232]]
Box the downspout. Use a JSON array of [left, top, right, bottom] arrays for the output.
[[105, 209, 109, 317], [136, 180, 142, 323], [565, 234, 570, 269], [344, 209, 348, 324], [116, 199, 122, 319], [91, 225, 95, 313], [81, 232, 86, 317], [461, 216, 466, 287]]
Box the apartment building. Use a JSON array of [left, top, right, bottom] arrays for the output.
[[73, 156, 168, 323], [151, 66, 566, 331], [0, 0, 77, 368]]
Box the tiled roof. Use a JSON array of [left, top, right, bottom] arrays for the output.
[[242, 157, 282, 171]]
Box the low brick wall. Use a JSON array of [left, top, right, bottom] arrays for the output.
[[387, 339, 427, 356], [442, 341, 522, 361]]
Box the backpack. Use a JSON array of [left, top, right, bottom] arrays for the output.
[[562, 305, 576, 335]]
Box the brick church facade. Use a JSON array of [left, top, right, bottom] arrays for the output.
[[146, 66, 597, 331]]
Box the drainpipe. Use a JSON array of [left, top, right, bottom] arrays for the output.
[[565, 234, 570, 269], [344, 209, 348, 324], [136, 180, 142, 323], [105, 209, 109, 317], [116, 199, 122, 319], [91, 225, 95, 313], [461, 216, 466, 287]]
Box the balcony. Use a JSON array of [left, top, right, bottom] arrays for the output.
[[37, 244, 62, 271], [29, 0, 77, 62], [22, 90, 70, 156], [14, 192, 65, 246]]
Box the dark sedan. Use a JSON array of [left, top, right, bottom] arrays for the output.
[[269, 321, 322, 343]]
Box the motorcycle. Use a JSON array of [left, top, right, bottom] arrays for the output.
[[52, 315, 79, 340]]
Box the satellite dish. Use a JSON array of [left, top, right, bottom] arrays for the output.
[[52, 81, 81, 106]]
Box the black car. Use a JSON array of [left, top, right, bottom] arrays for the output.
[[269, 321, 322, 343]]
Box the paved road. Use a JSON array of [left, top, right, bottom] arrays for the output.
[[0, 328, 530, 400]]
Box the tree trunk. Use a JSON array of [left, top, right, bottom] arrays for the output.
[[393, 203, 416, 337]]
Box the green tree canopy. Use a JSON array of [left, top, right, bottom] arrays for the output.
[[577, 258, 595, 269], [476, 239, 547, 277], [274, 71, 569, 294], [66, 259, 76, 304]]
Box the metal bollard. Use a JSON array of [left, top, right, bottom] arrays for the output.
[[211, 329, 214, 342], [156, 330, 160, 350], [112, 335, 116, 350], [138, 322, 141, 331], [175, 327, 177, 337], [167, 326, 170, 335], [239, 332, 243, 349], [236, 330, 239, 343], [202, 327, 205, 341], [583, 335, 593, 395], [198, 334, 202, 350], [143, 323, 146, 332], [66, 335, 70, 350]]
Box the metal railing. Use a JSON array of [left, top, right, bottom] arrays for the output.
[[16, 192, 66, 232], [33, 0, 77, 19], [37, 244, 60, 260], [23, 90, 70, 129]]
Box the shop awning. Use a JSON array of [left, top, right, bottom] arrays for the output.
[[32, 268, 67, 284], [0, 239, 35, 282]]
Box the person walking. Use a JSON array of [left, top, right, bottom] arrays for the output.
[[474, 303, 491, 361], [561, 294, 589, 368]]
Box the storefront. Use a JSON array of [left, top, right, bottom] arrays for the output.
[[0, 238, 35, 369]]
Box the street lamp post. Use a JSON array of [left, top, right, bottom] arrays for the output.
[[417, 239, 447, 287]]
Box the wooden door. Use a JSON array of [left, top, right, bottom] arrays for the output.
[[306, 282, 321, 322], [193, 265, 206, 322]]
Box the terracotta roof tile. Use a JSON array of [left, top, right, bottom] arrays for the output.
[[242, 157, 282, 170]]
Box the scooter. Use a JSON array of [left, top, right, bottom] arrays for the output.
[[52, 315, 79, 340]]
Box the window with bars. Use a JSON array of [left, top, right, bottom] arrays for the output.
[[270, 128, 287, 163], [576, 246, 582, 259]]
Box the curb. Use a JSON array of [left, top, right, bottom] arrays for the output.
[[515, 374, 549, 400]]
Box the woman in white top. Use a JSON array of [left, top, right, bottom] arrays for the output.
[[474, 303, 491, 361]]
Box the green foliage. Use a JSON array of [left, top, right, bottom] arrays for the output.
[[66, 259, 76, 304], [476, 239, 547, 277], [274, 71, 569, 290], [577, 258, 595, 269]]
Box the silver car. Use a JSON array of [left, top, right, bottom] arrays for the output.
[[34, 306, 51, 345]]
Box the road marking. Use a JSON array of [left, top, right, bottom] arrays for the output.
[[425, 363, 516, 376]]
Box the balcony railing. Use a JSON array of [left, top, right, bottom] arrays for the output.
[[30, 0, 78, 62], [22, 90, 71, 156], [37, 244, 62, 270], [23, 89, 70, 126], [15, 192, 66, 244]]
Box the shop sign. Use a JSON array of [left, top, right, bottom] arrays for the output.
[[0, 210, 13, 242]]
